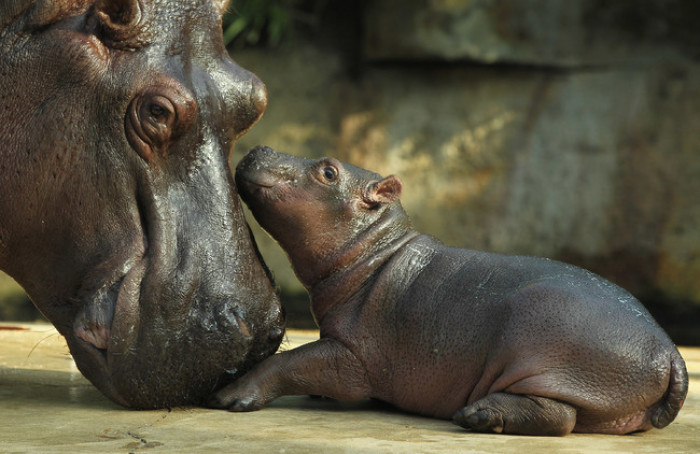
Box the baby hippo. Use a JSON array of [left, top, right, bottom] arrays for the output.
[[211, 145, 688, 436]]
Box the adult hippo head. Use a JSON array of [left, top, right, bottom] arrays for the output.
[[0, 0, 284, 408]]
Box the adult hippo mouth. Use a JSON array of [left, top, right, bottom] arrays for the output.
[[64, 180, 284, 409], [72, 271, 143, 408], [69, 257, 280, 409], [70, 253, 147, 407], [58, 137, 286, 409], [0, 0, 285, 408]]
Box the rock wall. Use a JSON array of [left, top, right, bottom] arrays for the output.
[[1, 1, 696, 340], [364, 0, 700, 66], [233, 0, 700, 340]]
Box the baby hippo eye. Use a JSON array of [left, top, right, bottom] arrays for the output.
[[323, 166, 338, 181]]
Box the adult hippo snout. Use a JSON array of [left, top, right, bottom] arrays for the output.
[[0, 0, 284, 408]]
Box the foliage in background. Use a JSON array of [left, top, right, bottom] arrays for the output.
[[223, 0, 288, 48], [222, 0, 328, 49]]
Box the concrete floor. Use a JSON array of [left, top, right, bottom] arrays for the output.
[[1, 323, 698, 453]]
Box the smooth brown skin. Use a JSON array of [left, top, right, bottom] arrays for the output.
[[0, 1, 284, 408], [211, 145, 689, 436]]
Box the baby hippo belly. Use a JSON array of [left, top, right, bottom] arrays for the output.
[[367, 322, 489, 419], [381, 358, 479, 419]]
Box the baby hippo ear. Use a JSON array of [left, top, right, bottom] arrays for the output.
[[363, 175, 403, 207]]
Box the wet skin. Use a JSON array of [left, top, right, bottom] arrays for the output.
[[0, 1, 284, 408], [211, 146, 688, 435]]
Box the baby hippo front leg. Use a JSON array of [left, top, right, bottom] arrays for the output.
[[209, 338, 371, 411]]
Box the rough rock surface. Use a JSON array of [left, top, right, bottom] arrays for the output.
[[4, 2, 698, 342], [364, 0, 700, 66]]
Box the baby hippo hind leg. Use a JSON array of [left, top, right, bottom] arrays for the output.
[[453, 393, 577, 436]]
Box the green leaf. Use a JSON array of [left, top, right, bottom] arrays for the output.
[[223, 16, 250, 45]]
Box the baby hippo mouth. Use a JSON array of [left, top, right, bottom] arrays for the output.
[[235, 146, 293, 204], [236, 167, 283, 191]]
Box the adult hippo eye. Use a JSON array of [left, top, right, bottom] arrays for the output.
[[138, 96, 175, 137], [147, 102, 170, 124], [125, 82, 198, 163]]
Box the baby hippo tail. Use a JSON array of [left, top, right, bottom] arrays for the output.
[[652, 348, 689, 428]]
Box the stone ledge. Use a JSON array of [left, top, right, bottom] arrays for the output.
[[1, 323, 698, 452]]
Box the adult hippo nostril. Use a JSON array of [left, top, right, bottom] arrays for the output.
[[1, 0, 284, 409], [248, 75, 268, 127], [205, 57, 269, 144]]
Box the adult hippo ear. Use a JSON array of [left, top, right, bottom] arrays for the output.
[[91, 0, 145, 49], [0, 0, 284, 409], [362, 176, 403, 208]]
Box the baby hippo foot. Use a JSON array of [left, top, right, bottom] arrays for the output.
[[208, 379, 268, 412], [453, 393, 577, 436]]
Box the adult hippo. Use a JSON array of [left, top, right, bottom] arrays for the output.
[[0, 0, 284, 408]]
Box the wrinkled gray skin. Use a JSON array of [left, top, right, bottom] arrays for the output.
[[211, 145, 688, 435], [0, 1, 284, 408]]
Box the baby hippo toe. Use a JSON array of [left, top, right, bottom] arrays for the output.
[[453, 392, 577, 436], [208, 383, 266, 412], [226, 396, 263, 412], [453, 407, 504, 433]]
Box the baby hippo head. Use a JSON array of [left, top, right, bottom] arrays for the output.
[[235, 146, 407, 287]]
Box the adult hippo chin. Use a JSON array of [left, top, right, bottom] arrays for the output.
[[0, 0, 284, 408]]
